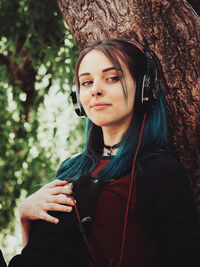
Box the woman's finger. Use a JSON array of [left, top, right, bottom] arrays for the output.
[[44, 179, 67, 189], [49, 183, 73, 195], [40, 212, 59, 224], [46, 202, 73, 213], [48, 195, 75, 206]]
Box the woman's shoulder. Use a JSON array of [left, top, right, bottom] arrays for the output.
[[143, 151, 182, 167], [137, 152, 192, 197], [140, 152, 186, 180]]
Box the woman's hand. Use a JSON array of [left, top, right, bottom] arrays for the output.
[[19, 179, 75, 247], [19, 179, 75, 224]]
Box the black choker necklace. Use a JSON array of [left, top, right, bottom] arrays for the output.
[[104, 143, 120, 156]]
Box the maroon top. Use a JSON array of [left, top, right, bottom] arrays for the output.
[[89, 159, 163, 267]]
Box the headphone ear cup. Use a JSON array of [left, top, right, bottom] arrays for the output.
[[135, 51, 161, 113], [70, 85, 86, 117], [135, 74, 145, 112]]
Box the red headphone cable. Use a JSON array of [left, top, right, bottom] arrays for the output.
[[118, 113, 147, 267]]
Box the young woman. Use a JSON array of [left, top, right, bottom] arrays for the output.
[[7, 39, 200, 267]]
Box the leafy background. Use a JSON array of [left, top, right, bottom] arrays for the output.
[[0, 0, 199, 262], [0, 0, 85, 261]]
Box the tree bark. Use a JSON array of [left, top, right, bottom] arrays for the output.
[[58, 0, 200, 211]]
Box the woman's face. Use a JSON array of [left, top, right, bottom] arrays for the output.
[[78, 49, 136, 132]]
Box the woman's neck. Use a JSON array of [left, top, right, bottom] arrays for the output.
[[102, 129, 122, 156], [101, 117, 131, 146], [102, 126, 124, 146]]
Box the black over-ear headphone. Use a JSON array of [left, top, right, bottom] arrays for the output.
[[70, 40, 160, 116], [70, 84, 85, 117]]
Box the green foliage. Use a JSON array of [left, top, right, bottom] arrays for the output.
[[0, 0, 82, 235]]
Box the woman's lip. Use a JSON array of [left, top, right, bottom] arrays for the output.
[[90, 103, 111, 110]]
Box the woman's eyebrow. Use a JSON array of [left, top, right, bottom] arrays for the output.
[[78, 67, 122, 78], [102, 67, 122, 73], [79, 72, 90, 78]]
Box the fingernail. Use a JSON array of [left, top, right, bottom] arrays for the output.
[[64, 183, 73, 190], [68, 183, 73, 189], [71, 199, 76, 204], [69, 197, 76, 204]]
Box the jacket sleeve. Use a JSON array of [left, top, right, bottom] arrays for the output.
[[139, 154, 200, 267], [8, 210, 89, 267], [0, 249, 7, 267]]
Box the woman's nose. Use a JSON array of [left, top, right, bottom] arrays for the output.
[[90, 87, 104, 96]]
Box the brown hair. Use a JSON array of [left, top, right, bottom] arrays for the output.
[[74, 39, 147, 103]]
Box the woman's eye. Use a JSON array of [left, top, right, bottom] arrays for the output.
[[81, 80, 93, 87], [107, 76, 120, 82]]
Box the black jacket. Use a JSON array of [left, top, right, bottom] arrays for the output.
[[6, 153, 200, 267]]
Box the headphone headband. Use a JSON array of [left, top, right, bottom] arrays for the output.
[[127, 40, 145, 54]]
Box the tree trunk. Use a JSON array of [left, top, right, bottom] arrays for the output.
[[58, 0, 200, 211]]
